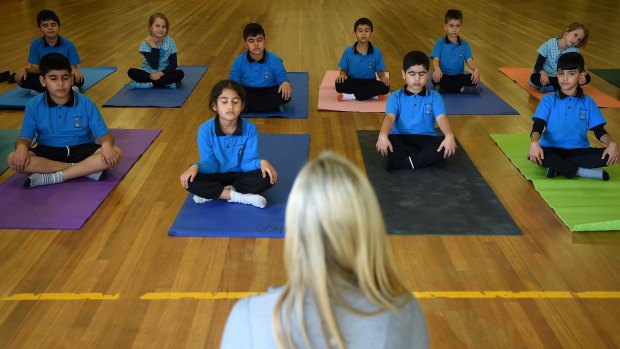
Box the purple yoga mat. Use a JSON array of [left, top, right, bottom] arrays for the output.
[[0, 129, 160, 230]]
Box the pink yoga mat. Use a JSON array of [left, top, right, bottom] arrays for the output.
[[317, 70, 389, 112], [0, 129, 160, 230], [498, 67, 620, 108]]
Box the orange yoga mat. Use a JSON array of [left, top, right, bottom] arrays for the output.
[[317, 70, 389, 112], [498, 67, 620, 108]]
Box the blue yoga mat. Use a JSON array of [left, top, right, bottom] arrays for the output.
[[0, 129, 20, 175], [241, 72, 309, 118], [0, 67, 117, 109], [102, 65, 208, 108], [425, 81, 518, 115], [168, 134, 310, 238]]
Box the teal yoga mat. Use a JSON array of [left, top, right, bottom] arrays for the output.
[[491, 133, 620, 232], [0, 129, 20, 174], [591, 69, 620, 89]]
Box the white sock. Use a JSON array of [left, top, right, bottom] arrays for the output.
[[193, 195, 212, 204], [86, 171, 105, 181], [229, 190, 267, 208], [340, 93, 355, 101], [24, 171, 64, 188]]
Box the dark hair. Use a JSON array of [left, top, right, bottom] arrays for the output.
[[37, 9, 60, 27], [557, 52, 585, 72], [39, 53, 72, 76], [403, 51, 430, 71], [209, 80, 247, 109], [149, 13, 170, 32], [354, 17, 373, 32], [243, 23, 265, 40], [444, 9, 463, 23]]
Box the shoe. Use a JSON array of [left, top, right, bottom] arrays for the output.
[[0, 71, 9, 82], [546, 168, 556, 178], [602, 171, 610, 181], [337, 93, 343, 102], [129, 82, 153, 89], [462, 85, 482, 94], [7, 73, 16, 83], [539, 85, 555, 93]]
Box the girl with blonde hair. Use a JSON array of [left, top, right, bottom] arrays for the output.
[[220, 152, 428, 348]]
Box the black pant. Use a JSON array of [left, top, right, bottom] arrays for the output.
[[541, 147, 607, 178], [386, 134, 445, 170], [432, 73, 476, 92], [18, 72, 84, 92], [186, 170, 274, 199], [529, 72, 592, 90], [127, 68, 185, 87], [335, 78, 389, 100], [243, 86, 290, 113]]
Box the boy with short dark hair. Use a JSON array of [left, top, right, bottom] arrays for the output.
[[7, 53, 123, 188], [229, 23, 292, 113], [376, 51, 456, 171], [527, 52, 618, 180], [430, 9, 481, 94], [336, 17, 390, 101], [11, 9, 84, 93]]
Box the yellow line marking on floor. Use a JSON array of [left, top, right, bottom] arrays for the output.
[[2, 291, 619, 301]]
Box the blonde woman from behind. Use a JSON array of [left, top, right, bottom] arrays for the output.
[[220, 152, 428, 349]]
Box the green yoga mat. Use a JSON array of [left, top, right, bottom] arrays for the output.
[[591, 69, 620, 89], [491, 133, 620, 232], [0, 130, 20, 175]]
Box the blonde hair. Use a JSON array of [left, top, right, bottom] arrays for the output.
[[148, 12, 170, 31], [563, 22, 588, 48], [273, 152, 411, 349]]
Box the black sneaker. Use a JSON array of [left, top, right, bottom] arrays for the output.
[[7, 73, 16, 83], [0, 71, 10, 82], [546, 168, 556, 178], [602, 171, 610, 181]]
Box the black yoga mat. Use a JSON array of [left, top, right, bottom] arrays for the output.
[[358, 130, 521, 235]]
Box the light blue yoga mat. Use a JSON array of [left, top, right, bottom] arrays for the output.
[[168, 134, 310, 238], [0, 129, 20, 175], [0, 67, 117, 109], [102, 65, 208, 108], [241, 72, 309, 118]]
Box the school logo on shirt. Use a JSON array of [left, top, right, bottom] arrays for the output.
[[579, 109, 587, 120], [73, 116, 83, 128], [237, 143, 246, 160], [457, 49, 464, 59], [367, 59, 375, 70], [424, 103, 433, 117], [264, 69, 273, 80]]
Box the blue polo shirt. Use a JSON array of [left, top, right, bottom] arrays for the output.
[[430, 36, 473, 75], [338, 42, 386, 79], [20, 91, 109, 147], [28, 36, 80, 66], [195, 116, 262, 174], [229, 51, 289, 88], [386, 87, 446, 136], [139, 35, 178, 73], [534, 89, 606, 148]]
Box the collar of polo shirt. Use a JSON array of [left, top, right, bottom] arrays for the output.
[[402, 85, 428, 96], [557, 86, 584, 100], [353, 41, 374, 55], [44, 90, 77, 107], [443, 35, 462, 45], [245, 50, 267, 64], [214, 115, 243, 136], [42, 36, 64, 47]]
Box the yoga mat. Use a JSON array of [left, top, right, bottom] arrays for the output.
[[491, 133, 620, 232], [424, 81, 518, 115], [358, 130, 521, 235], [168, 134, 310, 238], [242, 72, 309, 118], [0, 129, 160, 230], [0, 67, 117, 109], [0, 129, 20, 175], [498, 67, 620, 108], [591, 69, 620, 89], [317, 70, 388, 112], [102, 65, 208, 108]]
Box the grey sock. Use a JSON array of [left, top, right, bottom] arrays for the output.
[[576, 167, 608, 180], [229, 190, 267, 208], [462, 85, 482, 94], [24, 171, 64, 188], [86, 171, 106, 181]]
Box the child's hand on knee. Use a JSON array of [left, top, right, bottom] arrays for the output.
[[180, 164, 199, 189], [100, 145, 121, 168], [539, 71, 549, 86], [10, 147, 30, 172], [437, 136, 457, 158], [432, 69, 442, 83], [528, 142, 544, 165], [260, 159, 278, 184], [376, 136, 393, 157], [603, 142, 619, 166], [279, 82, 292, 100]]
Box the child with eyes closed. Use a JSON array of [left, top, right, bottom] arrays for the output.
[[127, 13, 184, 89], [179, 80, 278, 208]]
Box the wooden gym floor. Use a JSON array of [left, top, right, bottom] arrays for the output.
[[0, 0, 619, 347]]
